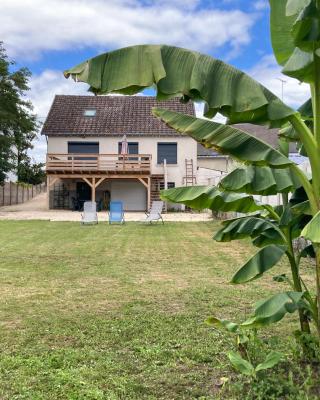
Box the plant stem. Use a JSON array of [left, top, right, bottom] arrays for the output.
[[285, 229, 311, 334], [310, 49, 320, 339], [291, 165, 318, 214], [314, 247, 320, 337]]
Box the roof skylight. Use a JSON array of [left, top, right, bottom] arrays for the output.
[[84, 109, 96, 117]]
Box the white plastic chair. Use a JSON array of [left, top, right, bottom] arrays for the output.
[[142, 201, 164, 224], [81, 201, 98, 225]]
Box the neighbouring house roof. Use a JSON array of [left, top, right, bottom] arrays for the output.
[[41, 95, 195, 137], [197, 123, 296, 158]]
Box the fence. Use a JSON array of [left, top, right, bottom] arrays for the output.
[[0, 182, 46, 207]]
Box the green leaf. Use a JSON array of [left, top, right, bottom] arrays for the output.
[[64, 44, 295, 126], [153, 109, 293, 167], [255, 351, 283, 372], [282, 48, 314, 83], [160, 186, 263, 213], [228, 351, 255, 376], [220, 165, 300, 195], [273, 274, 294, 288], [298, 98, 313, 119], [242, 291, 304, 328], [214, 216, 284, 245], [206, 317, 239, 333], [270, 0, 297, 66], [290, 1, 320, 52], [270, 0, 317, 83], [301, 211, 320, 243], [252, 229, 286, 248], [231, 245, 286, 284]]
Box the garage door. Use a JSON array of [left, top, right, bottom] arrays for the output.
[[111, 180, 147, 211]]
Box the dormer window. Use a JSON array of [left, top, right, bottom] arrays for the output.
[[83, 108, 96, 117]]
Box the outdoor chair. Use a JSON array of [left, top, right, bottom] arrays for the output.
[[142, 201, 164, 224], [109, 201, 125, 224], [81, 201, 98, 225]]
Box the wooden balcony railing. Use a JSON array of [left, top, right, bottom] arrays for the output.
[[46, 153, 152, 174]]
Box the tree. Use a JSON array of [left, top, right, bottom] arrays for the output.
[[63, 1, 320, 343], [0, 42, 38, 184], [17, 159, 45, 185]]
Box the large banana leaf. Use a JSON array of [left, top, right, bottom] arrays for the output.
[[270, 0, 317, 83], [301, 210, 320, 243], [220, 165, 301, 195], [214, 216, 284, 244], [231, 245, 286, 284], [160, 186, 262, 213], [270, 0, 297, 66], [242, 291, 304, 328], [64, 44, 295, 126], [153, 109, 292, 167]]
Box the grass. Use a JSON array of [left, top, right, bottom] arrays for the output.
[[0, 220, 318, 399]]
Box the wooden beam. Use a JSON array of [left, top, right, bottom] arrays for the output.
[[48, 177, 59, 188], [82, 177, 93, 188], [138, 177, 148, 188], [95, 177, 106, 188], [46, 174, 151, 180]]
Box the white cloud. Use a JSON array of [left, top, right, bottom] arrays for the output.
[[28, 70, 89, 118], [27, 70, 89, 162], [247, 54, 309, 108], [1, 0, 256, 59], [253, 0, 269, 11]]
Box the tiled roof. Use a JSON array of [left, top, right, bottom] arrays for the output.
[[41, 95, 195, 137]]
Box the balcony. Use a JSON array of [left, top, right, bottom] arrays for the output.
[[46, 153, 152, 175]]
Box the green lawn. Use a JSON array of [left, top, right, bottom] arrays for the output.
[[0, 221, 318, 399]]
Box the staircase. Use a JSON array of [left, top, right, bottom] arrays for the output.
[[151, 175, 165, 202], [184, 159, 196, 186]]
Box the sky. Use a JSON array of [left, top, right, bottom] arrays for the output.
[[0, 0, 310, 162]]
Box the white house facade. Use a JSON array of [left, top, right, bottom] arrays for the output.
[[42, 95, 197, 211]]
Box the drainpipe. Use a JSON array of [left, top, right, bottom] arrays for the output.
[[164, 159, 168, 212]]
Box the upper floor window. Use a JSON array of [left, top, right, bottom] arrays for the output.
[[118, 142, 139, 154], [68, 142, 99, 154], [157, 142, 177, 164], [83, 108, 96, 117]]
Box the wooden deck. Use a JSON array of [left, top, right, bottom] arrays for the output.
[[46, 153, 152, 175]]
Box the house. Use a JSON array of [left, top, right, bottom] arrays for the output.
[[42, 95, 305, 211], [41, 95, 197, 211]]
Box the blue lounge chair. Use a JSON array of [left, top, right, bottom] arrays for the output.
[[109, 201, 125, 224]]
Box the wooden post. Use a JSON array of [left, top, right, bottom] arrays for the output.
[[47, 176, 50, 209], [147, 177, 151, 211], [92, 177, 96, 202]]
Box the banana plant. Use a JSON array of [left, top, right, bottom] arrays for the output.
[[64, 1, 320, 339], [161, 177, 317, 335]]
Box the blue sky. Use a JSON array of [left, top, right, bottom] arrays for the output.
[[0, 0, 309, 161]]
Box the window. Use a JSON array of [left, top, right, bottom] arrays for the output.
[[118, 142, 139, 155], [159, 182, 175, 190], [157, 143, 177, 164], [68, 142, 99, 154], [68, 142, 99, 160], [83, 108, 96, 117]]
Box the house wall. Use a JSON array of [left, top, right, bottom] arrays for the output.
[[48, 177, 148, 211], [47, 135, 197, 187], [197, 157, 230, 173]]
